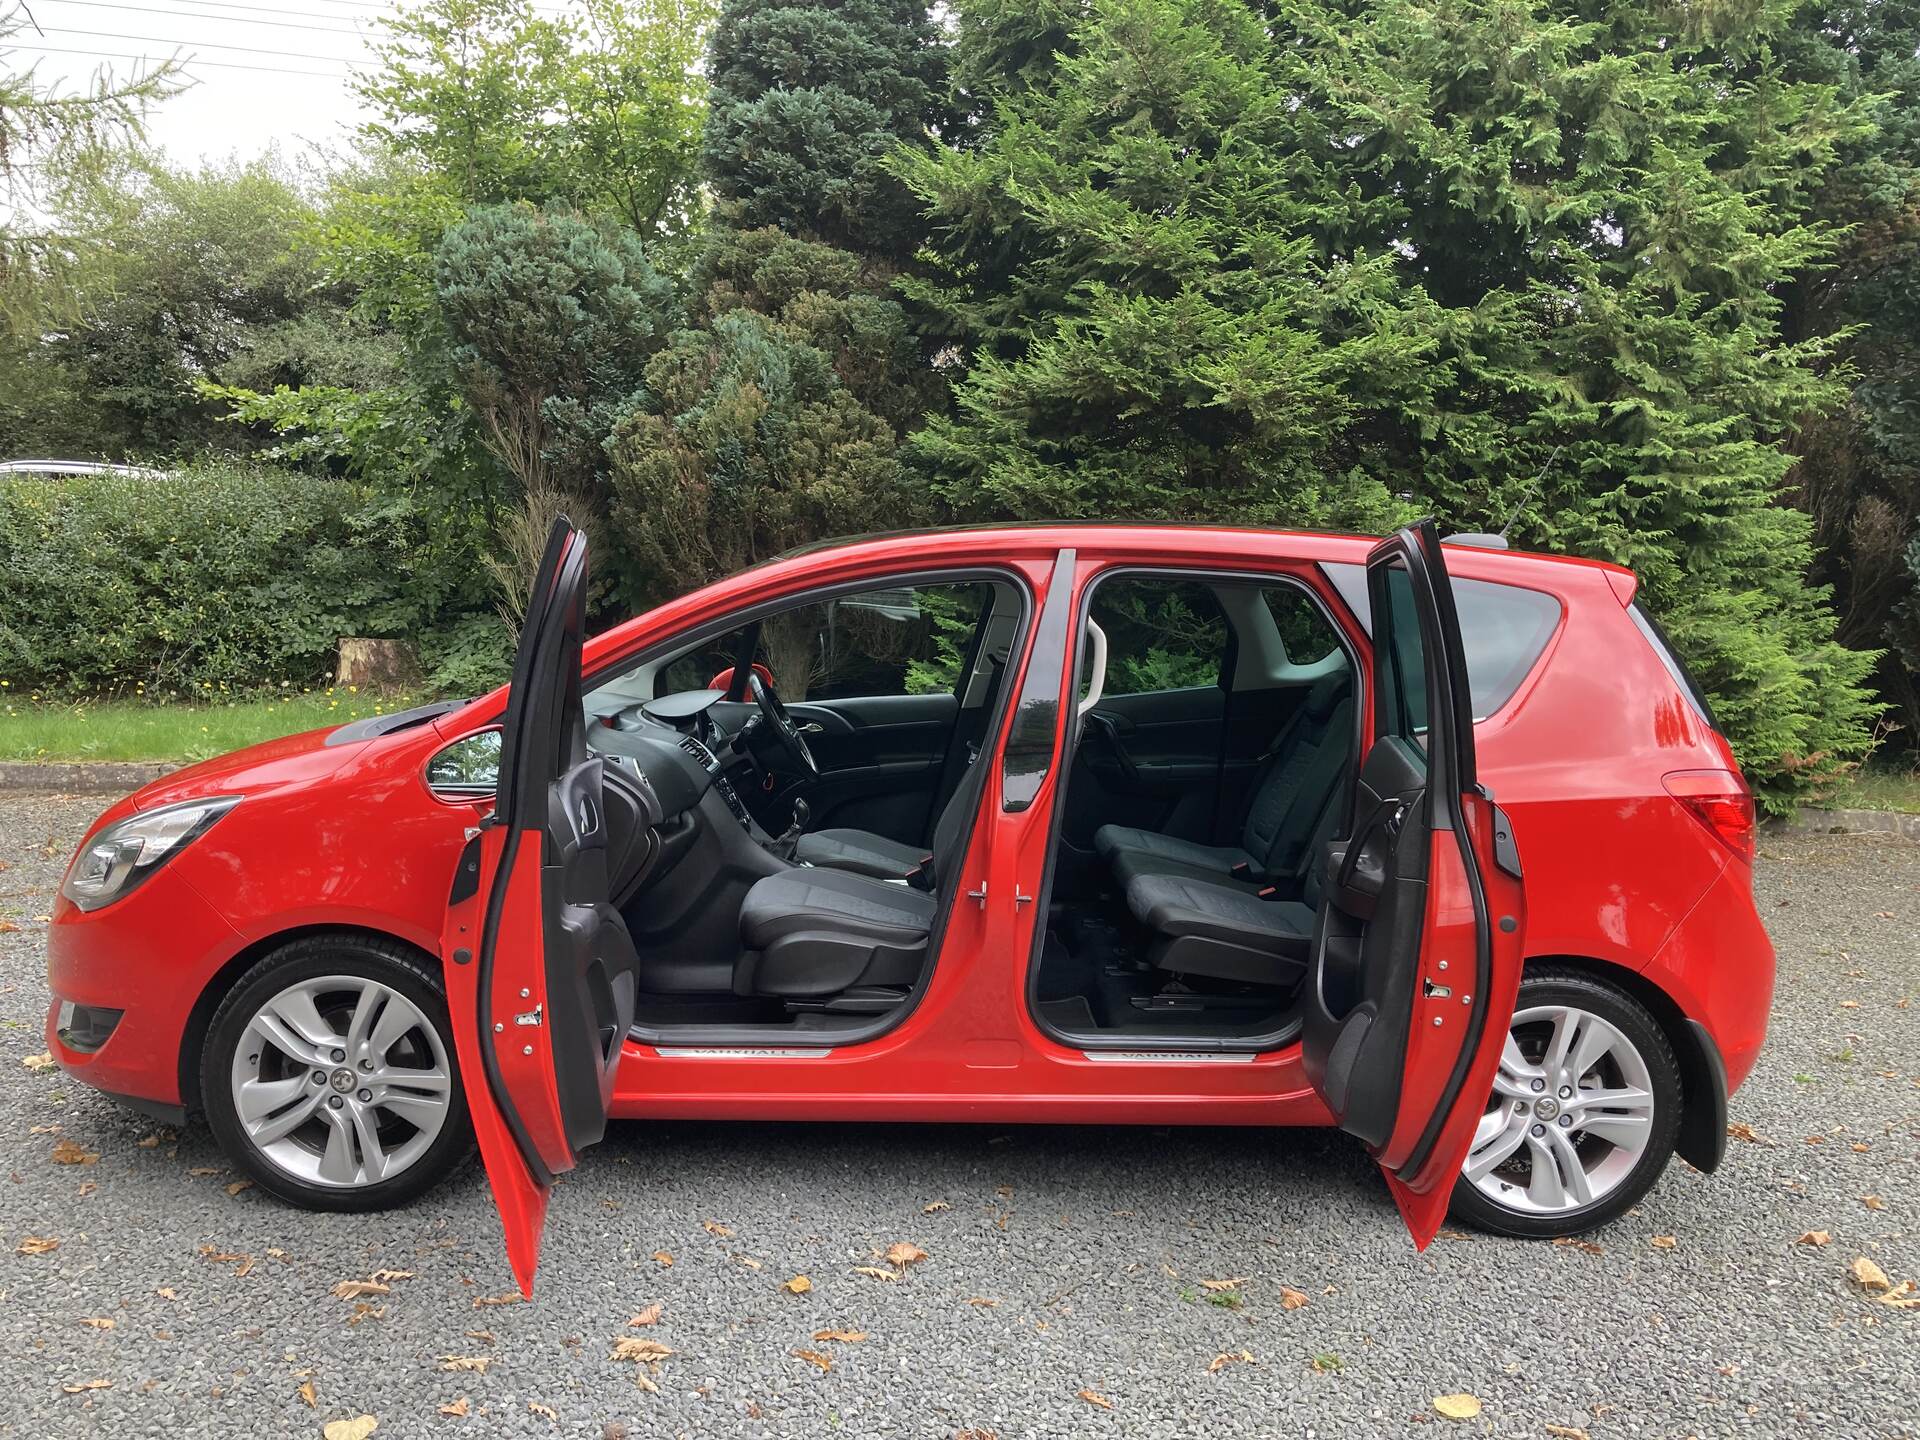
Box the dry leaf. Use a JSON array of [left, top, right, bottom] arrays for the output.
[[438, 1355, 492, 1373], [792, 1348, 833, 1374], [225, 1180, 253, 1197], [1434, 1393, 1483, 1420], [472, 1292, 522, 1308], [703, 1220, 733, 1238], [1851, 1142, 1871, 1153], [76, 1181, 97, 1198], [611, 1338, 673, 1363], [1797, 1230, 1832, 1247], [651, 1251, 673, 1267], [51, 1138, 98, 1166], [1199, 1277, 1247, 1292], [438, 1397, 470, 1418], [16, 1235, 59, 1255], [188, 1167, 222, 1177], [1278, 1286, 1310, 1310], [1863, 1195, 1887, 1211], [627, 1303, 663, 1328], [1076, 1388, 1114, 1410], [528, 1402, 557, 1420], [1207, 1350, 1255, 1373], [322, 1419, 377, 1440], [966, 1297, 999, 1307], [782, 1274, 813, 1295], [812, 1329, 867, 1343], [1544, 1426, 1591, 1439], [1650, 1235, 1677, 1249], [136, 1133, 160, 1148], [1849, 1256, 1892, 1292], [736, 1256, 763, 1271], [369, 1269, 414, 1284], [332, 1280, 392, 1301], [852, 1266, 898, 1282], [884, 1242, 928, 1269], [21, 1052, 54, 1073], [1726, 1121, 1761, 1142], [922, 1200, 951, 1214], [1877, 1280, 1920, 1311], [348, 1302, 385, 1325], [61, 1379, 111, 1394], [78, 1317, 114, 1330], [633, 1374, 659, 1395], [154, 1287, 176, 1300], [297, 1380, 317, 1408]]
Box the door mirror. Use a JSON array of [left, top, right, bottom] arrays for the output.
[[427, 730, 502, 796]]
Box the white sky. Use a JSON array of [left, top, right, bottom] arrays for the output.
[[9, 0, 572, 170]]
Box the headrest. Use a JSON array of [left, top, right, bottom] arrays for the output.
[[1305, 669, 1351, 721]]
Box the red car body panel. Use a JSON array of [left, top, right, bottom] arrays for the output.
[[44, 526, 1770, 1167]]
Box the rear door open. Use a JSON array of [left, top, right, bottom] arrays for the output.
[[441, 518, 643, 1295], [1302, 520, 1528, 1247]]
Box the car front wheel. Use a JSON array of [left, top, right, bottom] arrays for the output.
[[201, 934, 471, 1211], [1448, 967, 1682, 1238]]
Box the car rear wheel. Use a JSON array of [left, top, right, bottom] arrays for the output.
[[1448, 968, 1682, 1239], [202, 934, 471, 1211]]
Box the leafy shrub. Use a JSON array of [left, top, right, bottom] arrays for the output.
[[0, 460, 493, 697]]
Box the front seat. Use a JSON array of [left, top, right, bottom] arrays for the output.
[[734, 753, 989, 998]]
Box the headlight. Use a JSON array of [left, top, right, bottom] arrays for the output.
[[60, 797, 241, 912]]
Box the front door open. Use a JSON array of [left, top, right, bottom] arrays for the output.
[[1302, 520, 1527, 1247], [442, 518, 644, 1296]]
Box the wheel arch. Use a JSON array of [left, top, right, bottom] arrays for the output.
[[178, 924, 444, 1116], [1522, 953, 1727, 1175]]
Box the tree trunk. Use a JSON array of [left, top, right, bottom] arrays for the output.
[[335, 638, 421, 693]]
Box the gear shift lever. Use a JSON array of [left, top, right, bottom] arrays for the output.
[[773, 797, 809, 860]]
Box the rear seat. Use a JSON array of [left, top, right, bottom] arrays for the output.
[[1094, 671, 1353, 896]]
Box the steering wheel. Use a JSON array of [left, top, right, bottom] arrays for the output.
[[747, 671, 819, 781]]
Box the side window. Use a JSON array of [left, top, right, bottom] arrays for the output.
[[1261, 585, 1342, 664], [1322, 563, 1560, 720], [1086, 578, 1227, 696], [655, 582, 990, 702], [1374, 560, 1431, 751]]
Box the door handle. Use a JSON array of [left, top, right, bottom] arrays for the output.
[[796, 721, 824, 735]]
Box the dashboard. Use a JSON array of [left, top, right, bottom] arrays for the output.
[[589, 689, 758, 833]]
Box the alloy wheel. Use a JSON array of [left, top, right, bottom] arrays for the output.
[[1464, 1002, 1658, 1215], [228, 974, 453, 1189]]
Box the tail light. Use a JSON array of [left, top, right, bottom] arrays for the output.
[[1663, 769, 1755, 863]]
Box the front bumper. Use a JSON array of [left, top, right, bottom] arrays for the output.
[[44, 869, 242, 1111]]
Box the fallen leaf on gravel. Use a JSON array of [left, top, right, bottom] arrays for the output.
[[1851, 1142, 1871, 1153], [438, 1397, 469, 1417], [187, 1166, 222, 1177], [463, 1330, 493, 1345], [703, 1219, 733, 1238], [1207, 1350, 1255, 1373], [781, 1274, 812, 1295], [1432, 1228, 1471, 1241], [923, 1200, 951, 1214], [61, 1380, 110, 1394], [1863, 1195, 1887, 1211], [1076, 1388, 1114, 1410], [297, 1380, 317, 1408], [812, 1329, 867, 1343], [885, 1242, 927, 1269], [1850, 1257, 1892, 1292], [472, 1292, 521, 1308], [51, 1138, 97, 1166], [736, 1256, 763, 1270], [332, 1280, 392, 1301], [792, 1348, 832, 1374], [155, 1287, 175, 1300], [78, 1317, 113, 1330], [225, 1180, 253, 1197], [1433, 1393, 1482, 1420], [0, 922, 19, 935], [30, 1124, 60, 1135], [633, 1374, 659, 1395], [1279, 1286, 1310, 1310], [650, 1251, 673, 1267], [1878, 1280, 1920, 1310], [1199, 1276, 1247, 1292], [611, 1338, 673, 1363], [627, 1304, 662, 1327], [76, 1181, 96, 1198], [20, 1052, 53, 1072], [852, 1266, 898, 1282], [1797, 1230, 1832, 1247], [1726, 1121, 1762, 1142], [438, 1356, 491, 1373], [1544, 1426, 1591, 1439], [16, 1235, 59, 1255], [322, 1419, 377, 1440], [135, 1134, 160, 1148], [965, 1297, 999, 1307], [528, 1402, 557, 1420], [1552, 1237, 1604, 1255], [952, 1431, 997, 1440], [348, 1303, 385, 1324], [1650, 1235, 1677, 1249]]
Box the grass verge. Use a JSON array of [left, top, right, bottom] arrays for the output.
[[0, 692, 426, 764]]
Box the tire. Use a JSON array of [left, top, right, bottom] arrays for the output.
[[1448, 966, 1682, 1239], [201, 933, 472, 1212]]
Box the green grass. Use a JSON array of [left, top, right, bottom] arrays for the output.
[[0, 691, 428, 764], [1827, 763, 1920, 814]]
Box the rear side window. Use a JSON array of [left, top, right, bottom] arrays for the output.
[[1375, 560, 1431, 750], [1629, 602, 1721, 733], [1323, 563, 1561, 720]]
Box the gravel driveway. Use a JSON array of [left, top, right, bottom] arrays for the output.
[[1, 791, 1915, 1439]]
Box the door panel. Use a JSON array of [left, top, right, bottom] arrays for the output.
[[444, 518, 644, 1296], [1300, 520, 1526, 1249]]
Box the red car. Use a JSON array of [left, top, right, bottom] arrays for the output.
[[45, 520, 1772, 1294]]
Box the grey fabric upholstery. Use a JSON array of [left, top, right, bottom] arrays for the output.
[[740, 866, 936, 951], [792, 828, 928, 881], [1124, 872, 1316, 985]]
